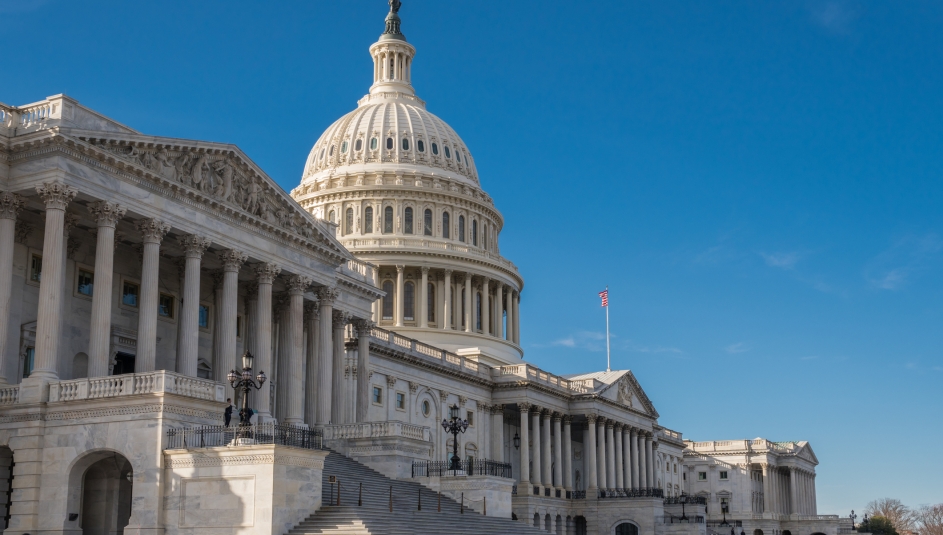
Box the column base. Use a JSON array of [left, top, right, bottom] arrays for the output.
[[18, 375, 54, 403]]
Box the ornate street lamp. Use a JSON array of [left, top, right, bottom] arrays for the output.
[[850, 510, 857, 530], [680, 492, 689, 521], [721, 501, 730, 526], [863, 514, 870, 533], [228, 351, 266, 428], [441, 404, 468, 472], [513, 432, 521, 450]]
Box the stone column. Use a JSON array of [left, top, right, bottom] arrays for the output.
[[513, 291, 521, 344], [541, 410, 552, 488], [645, 435, 654, 488], [605, 422, 616, 490], [419, 266, 429, 328], [274, 293, 289, 420], [315, 286, 337, 425], [85, 201, 125, 379], [0, 194, 23, 384], [531, 408, 542, 488], [284, 276, 310, 425], [394, 265, 404, 327], [331, 309, 349, 424], [254, 263, 280, 422], [812, 474, 817, 515], [552, 413, 563, 489], [614, 423, 624, 489], [481, 277, 490, 335], [638, 432, 647, 487], [25, 184, 77, 385], [442, 269, 452, 330], [244, 282, 258, 411], [491, 404, 504, 462], [304, 302, 319, 425], [177, 235, 210, 377], [495, 283, 504, 339], [629, 427, 639, 488], [562, 416, 573, 490], [622, 427, 631, 489], [353, 318, 374, 423], [133, 218, 170, 373], [464, 273, 473, 332], [761, 464, 771, 513], [219, 250, 247, 375], [586, 415, 598, 491], [505, 290, 514, 342], [789, 468, 797, 515], [518, 403, 531, 486], [210, 270, 224, 382], [596, 418, 607, 490]]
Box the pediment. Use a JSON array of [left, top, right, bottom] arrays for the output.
[[597, 371, 659, 418], [797, 442, 818, 464]]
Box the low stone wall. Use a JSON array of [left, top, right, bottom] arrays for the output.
[[163, 444, 328, 535], [416, 474, 514, 518]]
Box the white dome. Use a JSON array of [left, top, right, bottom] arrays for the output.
[[301, 92, 479, 186]]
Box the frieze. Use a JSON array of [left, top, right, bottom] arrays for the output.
[[166, 454, 324, 469]]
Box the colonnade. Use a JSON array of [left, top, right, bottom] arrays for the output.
[[516, 405, 656, 495], [0, 185, 372, 425], [761, 464, 817, 516], [376, 265, 520, 345]]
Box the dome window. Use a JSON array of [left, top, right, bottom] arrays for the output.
[[382, 280, 394, 320], [442, 212, 450, 239], [404, 207, 414, 234], [472, 220, 478, 246], [329, 145, 335, 156], [444, 146, 451, 159], [355, 139, 363, 152], [328, 210, 336, 223], [384, 206, 394, 233], [345, 208, 354, 235], [386, 137, 394, 150], [417, 140, 425, 152], [402, 138, 410, 151], [423, 209, 433, 236], [370, 137, 378, 150], [458, 215, 465, 242], [320, 149, 325, 160], [364, 206, 373, 234], [431, 143, 439, 155], [341, 141, 348, 153], [404, 281, 415, 321], [464, 154, 469, 166]]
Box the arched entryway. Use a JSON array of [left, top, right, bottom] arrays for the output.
[[0, 447, 13, 530], [753, 529, 764, 535], [615, 522, 639, 535], [68, 451, 133, 535], [574, 515, 588, 535]]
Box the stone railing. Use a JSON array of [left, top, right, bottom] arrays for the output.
[[340, 257, 376, 281], [492, 364, 594, 395], [0, 385, 19, 405], [48, 370, 226, 403], [687, 439, 800, 454], [369, 326, 489, 377], [321, 420, 430, 442], [656, 426, 685, 444], [341, 237, 520, 276]]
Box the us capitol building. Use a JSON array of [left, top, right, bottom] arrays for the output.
[[0, 3, 851, 535]]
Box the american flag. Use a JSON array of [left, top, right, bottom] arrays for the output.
[[599, 289, 608, 307]]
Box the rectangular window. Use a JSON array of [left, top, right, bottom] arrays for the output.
[[158, 293, 175, 319], [698, 472, 707, 481], [395, 392, 405, 410], [466, 411, 474, 426], [23, 347, 35, 378], [122, 281, 140, 307], [77, 269, 94, 296], [198, 304, 210, 329], [372, 386, 383, 404], [29, 254, 42, 283], [720, 471, 728, 480]]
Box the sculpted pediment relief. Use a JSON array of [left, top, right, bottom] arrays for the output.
[[597, 372, 659, 418]]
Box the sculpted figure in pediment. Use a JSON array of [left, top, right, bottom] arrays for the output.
[[212, 159, 235, 201]]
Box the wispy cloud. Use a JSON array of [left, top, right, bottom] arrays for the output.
[[864, 234, 943, 290], [809, 1, 860, 35], [552, 337, 576, 348], [759, 251, 802, 270], [545, 331, 609, 352], [725, 342, 751, 354]]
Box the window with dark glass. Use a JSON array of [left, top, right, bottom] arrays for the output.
[[355, 139, 363, 151], [385, 137, 393, 150], [458, 215, 465, 242], [404, 207, 414, 234], [445, 146, 451, 159], [472, 220, 478, 246], [345, 208, 354, 235], [29, 254, 42, 282], [23, 347, 34, 378], [341, 140, 348, 153], [404, 281, 415, 321], [423, 209, 432, 236], [384, 206, 394, 233], [382, 280, 394, 320], [372, 386, 383, 404], [461, 291, 466, 329], [476, 293, 482, 331], [77, 269, 94, 296], [417, 139, 425, 152], [442, 212, 450, 238], [427, 283, 435, 323], [198, 304, 210, 329], [395, 392, 405, 409], [158, 293, 175, 319], [364, 206, 373, 234], [370, 137, 378, 150], [320, 148, 325, 160], [402, 138, 409, 151], [122, 281, 139, 307], [329, 145, 334, 156], [432, 143, 439, 155]]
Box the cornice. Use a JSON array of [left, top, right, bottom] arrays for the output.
[[350, 248, 523, 288]]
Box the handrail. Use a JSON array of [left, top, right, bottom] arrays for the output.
[[599, 487, 664, 499], [165, 423, 323, 450], [48, 370, 225, 403], [411, 459, 511, 478]]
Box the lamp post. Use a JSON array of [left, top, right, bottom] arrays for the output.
[[863, 513, 870, 533], [721, 502, 730, 526], [850, 510, 857, 530], [680, 492, 689, 521], [227, 351, 266, 429], [513, 432, 521, 450], [441, 404, 468, 472]]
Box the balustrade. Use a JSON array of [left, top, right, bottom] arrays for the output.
[[48, 370, 226, 403]]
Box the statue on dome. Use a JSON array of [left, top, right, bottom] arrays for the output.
[[389, 0, 401, 14]]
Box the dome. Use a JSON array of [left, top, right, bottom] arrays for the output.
[[301, 93, 479, 186]]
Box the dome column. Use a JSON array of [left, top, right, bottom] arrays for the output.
[[513, 291, 521, 344], [395, 264, 405, 327], [505, 289, 515, 343], [464, 273, 473, 333], [419, 266, 429, 328], [481, 277, 490, 335], [495, 283, 504, 339], [442, 269, 452, 330]]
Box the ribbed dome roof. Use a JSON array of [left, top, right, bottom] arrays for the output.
[[301, 92, 479, 186]]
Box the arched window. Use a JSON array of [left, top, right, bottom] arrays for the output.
[[384, 206, 394, 233], [442, 212, 450, 238], [402, 138, 410, 151], [328, 210, 335, 223], [483, 223, 488, 250], [445, 146, 451, 159], [345, 208, 353, 235], [476, 292, 482, 331], [382, 281, 394, 320], [472, 220, 478, 246], [364, 206, 373, 234], [432, 142, 439, 155], [329, 144, 335, 156], [427, 283, 435, 323], [341, 140, 348, 153], [458, 215, 465, 242], [370, 137, 378, 150], [417, 139, 425, 152], [615, 524, 639, 535], [404, 207, 414, 234], [355, 138, 363, 152], [404, 281, 415, 321], [386, 137, 394, 150], [319, 148, 325, 160], [423, 209, 433, 236]]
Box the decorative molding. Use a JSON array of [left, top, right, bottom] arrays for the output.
[[0, 192, 25, 221], [219, 249, 248, 272], [179, 234, 211, 258], [87, 201, 126, 227], [136, 218, 171, 244], [166, 453, 324, 469], [287, 275, 313, 294], [36, 182, 77, 210], [316, 286, 340, 305], [254, 262, 281, 284], [14, 222, 33, 244]]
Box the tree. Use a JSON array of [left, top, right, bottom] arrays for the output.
[[915, 504, 943, 535], [866, 499, 916, 533], [861, 515, 899, 535]]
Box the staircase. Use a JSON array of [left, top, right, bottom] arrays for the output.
[[288, 451, 549, 535]]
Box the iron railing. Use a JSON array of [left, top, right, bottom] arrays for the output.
[[599, 487, 664, 499], [706, 520, 743, 528], [571, 490, 587, 499], [665, 495, 708, 505], [664, 515, 705, 524], [165, 423, 323, 450], [410, 459, 512, 478]]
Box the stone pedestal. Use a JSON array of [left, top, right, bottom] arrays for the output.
[[418, 474, 514, 518]]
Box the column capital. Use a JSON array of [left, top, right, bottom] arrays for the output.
[[332, 309, 350, 328], [453, 272, 465, 284], [586, 413, 598, 423], [606, 420, 615, 430], [136, 218, 170, 244], [87, 201, 126, 227], [443, 268, 453, 277], [352, 317, 375, 335], [408, 381, 419, 393], [518, 402, 532, 413], [541, 408, 551, 419], [316, 285, 340, 305], [458, 395, 468, 407], [0, 192, 24, 220], [304, 300, 318, 320], [395, 264, 405, 272], [179, 234, 211, 258], [219, 249, 248, 272], [613, 422, 624, 431], [440, 389, 450, 402], [562, 414, 572, 425], [63, 212, 80, 237], [287, 275, 313, 295], [36, 182, 77, 210], [552, 412, 562, 422], [255, 262, 281, 284], [420, 265, 430, 274], [386, 374, 397, 387], [245, 280, 259, 298]]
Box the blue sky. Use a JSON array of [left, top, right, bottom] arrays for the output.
[[4, 0, 942, 514]]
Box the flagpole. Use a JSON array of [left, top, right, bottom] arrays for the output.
[[605, 285, 611, 372]]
